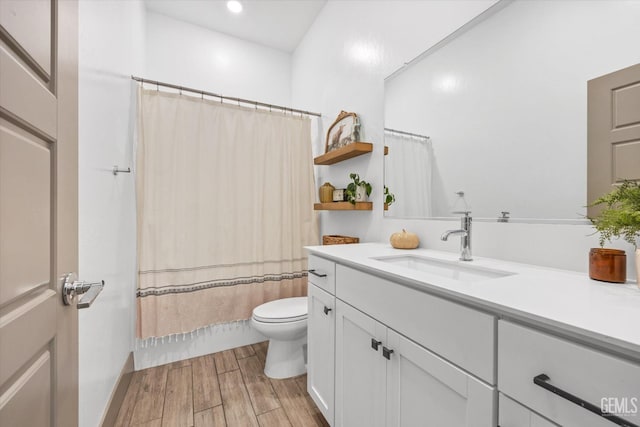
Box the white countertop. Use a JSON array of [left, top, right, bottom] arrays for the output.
[[306, 243, 640, 359]]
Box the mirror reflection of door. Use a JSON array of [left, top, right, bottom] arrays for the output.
[[0, 1, 79, 425], [587, 63, 640, 218]]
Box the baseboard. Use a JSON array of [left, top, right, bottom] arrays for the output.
[[100, 352, 134, 427]]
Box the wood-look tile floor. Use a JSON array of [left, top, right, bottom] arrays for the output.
[[115, 341, 329, 427]]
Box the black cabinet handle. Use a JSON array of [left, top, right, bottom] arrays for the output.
[[371, 339, 382, 351], [382, 347, 394, 360], [323, 306, 332, 315], [533, 374, 639, 427], [308, 269, 327, 278]]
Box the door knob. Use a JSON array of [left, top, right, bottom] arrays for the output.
[[61, 273, 105, 308], [323, 306, 332, 315]]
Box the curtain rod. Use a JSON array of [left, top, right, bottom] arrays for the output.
[[131, 76, 322, 118], [384, 127, 430, 140]]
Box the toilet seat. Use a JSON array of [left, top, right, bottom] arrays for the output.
[[252, 297, 307, 323]]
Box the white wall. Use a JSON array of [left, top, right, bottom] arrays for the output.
[[385, 0, 640, 219], [145, 11, 292, 106], [293, 0, 637, 281], [292, 0, 498, 240], [78, 1, 144, 426]]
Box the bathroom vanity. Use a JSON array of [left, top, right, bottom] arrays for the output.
[[305, 243, 640, 427]]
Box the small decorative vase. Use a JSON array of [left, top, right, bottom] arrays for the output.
[[319, 182, 335, 203], [355, 184, 368, 202], [589, 248, 626, 283]]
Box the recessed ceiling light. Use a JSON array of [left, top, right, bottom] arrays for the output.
[[227, 1, 243, 14]]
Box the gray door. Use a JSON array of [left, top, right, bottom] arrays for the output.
[[587, 63, 640, 216], [0, 1, 78, 425]]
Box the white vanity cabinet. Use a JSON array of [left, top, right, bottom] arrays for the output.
[[334, 299, 496, 427], [308, 254, 336, 294], [306, 246, 640, 427], [335, 300, 387, 427], [307, 255, 337, 425], [307, 283, 336, 425], [385, 329, 495, 426], [498, 320, 640, 427], [336, 264, 496, 384], [333, 279, 496, 427]]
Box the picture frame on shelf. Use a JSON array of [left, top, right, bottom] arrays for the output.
[[325, 111, 360, 153]]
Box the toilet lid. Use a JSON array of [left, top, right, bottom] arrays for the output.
[[252, 297, 308, 323]]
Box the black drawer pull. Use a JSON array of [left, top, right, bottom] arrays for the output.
[[371, 339, 382, 351], [323, 306, 332, 315], [382, 347, 394, 360], [533, 374, 639, 427], [308, 269, 327, 278]]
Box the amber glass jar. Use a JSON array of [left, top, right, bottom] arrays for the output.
[[589, 248, 626, 283]]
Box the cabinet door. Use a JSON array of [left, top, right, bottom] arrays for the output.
[[499, 393, 559, 427], [335, 300, 387, 427], [386, 329, 496, 427], [307, 284, 336, 425]]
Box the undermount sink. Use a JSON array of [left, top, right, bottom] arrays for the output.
[[372, 255, 515, 282]]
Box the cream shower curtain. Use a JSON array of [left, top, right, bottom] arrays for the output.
[[385, 132, 433, 217], [136, 89, 319, 339]]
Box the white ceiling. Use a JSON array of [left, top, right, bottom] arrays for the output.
[[144, 0, 327, 53]]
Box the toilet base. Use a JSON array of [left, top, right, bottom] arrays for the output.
[[264, 334, 307, 379]]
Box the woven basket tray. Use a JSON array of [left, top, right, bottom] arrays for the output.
[[322, 235, 360, 245]]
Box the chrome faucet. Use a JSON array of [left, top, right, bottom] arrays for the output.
[[441, 212, 472, 261]]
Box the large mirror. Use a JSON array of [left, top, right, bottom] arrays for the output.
[[384, 0, 640, 222]]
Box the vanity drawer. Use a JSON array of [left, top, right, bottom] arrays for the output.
[[498, 320, 640, 426], [336, 264, 496, 384], [308, 255, 336, 295]]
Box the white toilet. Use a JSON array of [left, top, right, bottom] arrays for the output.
[[251, 297, 308, 379]]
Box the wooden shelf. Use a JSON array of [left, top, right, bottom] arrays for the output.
[[314, 142, 373, 165], [314, 202, 373, 211]]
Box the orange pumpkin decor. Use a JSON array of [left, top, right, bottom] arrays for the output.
[[390, 229, 419, 249]]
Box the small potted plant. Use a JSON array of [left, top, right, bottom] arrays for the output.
[[345, 173, 372, 205], [588, 181, 640, 286]]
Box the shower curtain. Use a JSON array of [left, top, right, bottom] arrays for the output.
[[136, 89, 319, 339], [385, 132, 433, 217]]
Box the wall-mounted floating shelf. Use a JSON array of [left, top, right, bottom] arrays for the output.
[[314, 142, 373, 165], [314, 202, 373, 211]]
